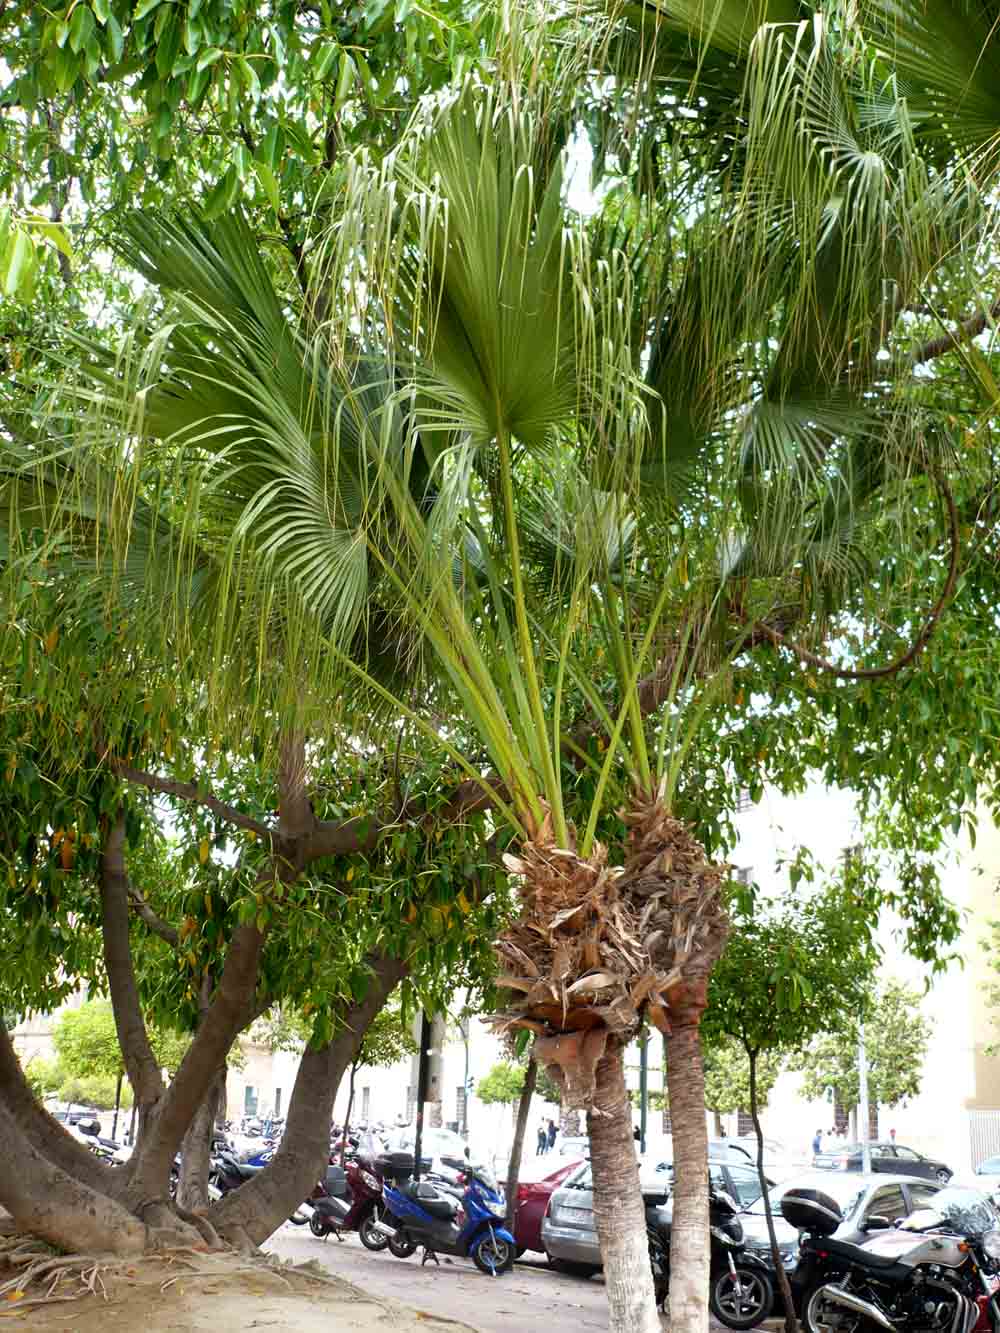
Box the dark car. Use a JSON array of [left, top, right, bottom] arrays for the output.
[[813, 1140, 952, 1183]]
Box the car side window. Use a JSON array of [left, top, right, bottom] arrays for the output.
[[709, 1164, 728, 1191], [871, 1145, 893, 1160], [893, 1147, 919, 1161], [907, 1184, 940, 1212], [727, 1166, 764, 1206], [867, 1186, 908, 1222]]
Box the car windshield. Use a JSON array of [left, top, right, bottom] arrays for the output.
[[747, 1175, 866, 1219], [915, 1187, 1000, 1237]]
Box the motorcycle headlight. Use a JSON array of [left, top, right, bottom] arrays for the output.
[[982, 1229, 1000, 1260], [361, 1171, 380, 1191]]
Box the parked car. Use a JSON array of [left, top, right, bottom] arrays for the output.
[[642, 1136, 758, 1169], [812, 1140, 953, 1182], [541, 1155, 766, 1274], [505, 1154, 585, 1255], [730, 1136, 812, 1181], [974, 1154, 1000, 1200]]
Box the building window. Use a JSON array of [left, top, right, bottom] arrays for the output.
[[736, 866, 753, 886], [361, 1086, 371, 1122], [456, 1085, 468, 1135], [244, 1085, 257, 1116], [274, 1088, 282, 1118], [406, 1085, 416, 1124], [735, 788, 753, 813]]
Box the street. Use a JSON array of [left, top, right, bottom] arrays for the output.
[[266, 1225, 666, 1332]]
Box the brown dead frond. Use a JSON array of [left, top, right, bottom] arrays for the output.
[[493, 794, 729, 1110]]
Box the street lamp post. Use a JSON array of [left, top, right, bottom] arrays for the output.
[[858, 1018, 872, 1174]]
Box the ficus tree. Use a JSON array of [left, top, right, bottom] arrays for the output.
[[702, 887, 880, 1333], [792, 979, 933, 1119]]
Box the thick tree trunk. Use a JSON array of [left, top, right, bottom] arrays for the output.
[[100, 814, 167, 1136], [749, 1048, 797, 1333], [0, 1099, 147, 1255], [0, 1024, 118, 1197], [506, 1056, 537, 1228], [587, 1040, 659, 1333], [212, 955, 405, 1246], [177, 1067, 225, 1212], [665, 1020, 710, 1333], [124, 923, 264, 1202]]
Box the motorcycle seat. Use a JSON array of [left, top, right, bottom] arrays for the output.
[[816, 1237, 904, 1270], [402, 1181, 459, 1219]]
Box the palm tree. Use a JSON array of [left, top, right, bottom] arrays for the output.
[[40, 8, 996, 1324]]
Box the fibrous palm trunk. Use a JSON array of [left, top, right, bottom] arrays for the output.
[[495, 790, 728, 1333]]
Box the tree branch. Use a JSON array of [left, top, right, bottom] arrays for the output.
[[100, 814, 167, 1106], [910, 298, 1000, 366], [109, 759, 273, 842], [127, 884, 179, 948], [751, 471, 960, 681]]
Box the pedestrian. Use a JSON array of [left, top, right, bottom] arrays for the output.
[[536, 1123, 547, 1156], [889, 1127, 896, 1143], [812, 1127, 822, 1157], [547, 1118, 557, 1152]]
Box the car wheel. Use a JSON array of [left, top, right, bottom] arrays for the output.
[[549, 1257, 601, 1278], [710, 1266, 774, 1330], [935, 1169, 951, 1184]]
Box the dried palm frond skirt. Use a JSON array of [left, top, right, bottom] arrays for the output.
[[493, 795, 728, 1111]]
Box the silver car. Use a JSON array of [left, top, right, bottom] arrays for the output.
[[541, 1157, 767, 1276], [738, 1171, 944, 1277]]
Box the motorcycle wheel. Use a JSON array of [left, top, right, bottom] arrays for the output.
[[802, 1280, 854, 1333], [358, 1203, 390, 1252], [472, 1232, 514, 1276], [710, 1266, 774, 1330], [388, 1231, 417, 1259], [287, 1210, 309, 1226], [309, 1213, 328, 1239]]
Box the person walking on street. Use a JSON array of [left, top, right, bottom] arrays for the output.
[[536, 1123, 547, 1155], [812, 1128, 822, 1158], [547, 1119, 557, 1152]]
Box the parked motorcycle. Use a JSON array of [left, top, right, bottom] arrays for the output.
[[377, 1156, 516, 1276], [308, 1145, 391, 1250], [784, 1184, 1000, 1333], [645, 1184, 774, 1330], [211, 1150, 308, 1225]]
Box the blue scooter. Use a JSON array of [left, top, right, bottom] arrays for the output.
[[377, 1161, 516, 1275]]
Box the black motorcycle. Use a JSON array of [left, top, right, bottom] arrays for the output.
[[784, 1184, 1000, 1333], [645, 1184, 775, 1330], [211, 1150, 309, 1225]]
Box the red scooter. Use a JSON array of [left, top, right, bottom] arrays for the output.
[[309, 1138, 390, 1250]]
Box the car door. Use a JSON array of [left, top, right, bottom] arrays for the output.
[[870, 1144, 895, 1175], [891, 1145, 932, 1180]]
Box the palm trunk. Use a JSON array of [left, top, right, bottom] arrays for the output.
[[749, 1047, 796, 1333], [588, 1040, 659, 1333], [506, 1056, 537, 1228], [665, 1020, 710, 1333]]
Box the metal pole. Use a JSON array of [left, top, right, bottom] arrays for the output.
[[413, 1011, 432, 1181], [858, 1018, 872, 1174], [462, 1017, 470, 1137], [639, 1030, 648, 1155]]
